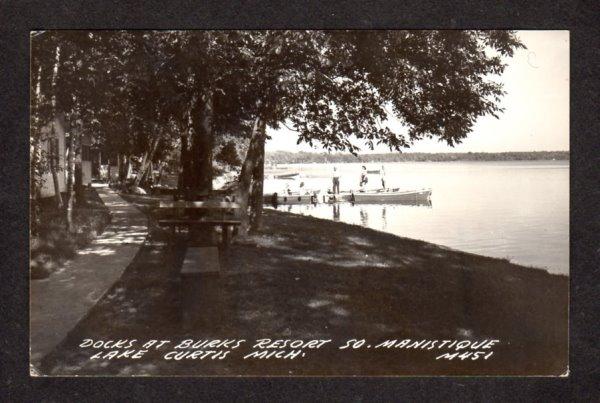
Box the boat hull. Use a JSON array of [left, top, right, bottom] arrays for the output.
[[273, 173, 299, 179], [325, 189, 432, 204], [263, 193, 319, 205]]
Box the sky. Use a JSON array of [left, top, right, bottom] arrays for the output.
[[266, 31, 569, 154]]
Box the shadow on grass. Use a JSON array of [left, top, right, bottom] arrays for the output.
[[40, 208, 568, 376], [30, 189, 111, 279]]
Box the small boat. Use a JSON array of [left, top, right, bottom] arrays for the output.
[[273, 172, 300, 179], [263, 190, 320, 205], [324, 188, 432, 204]]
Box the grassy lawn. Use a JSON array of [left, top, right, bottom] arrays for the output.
[[40, 195, 568, 376], [30, 188, 111, 280]]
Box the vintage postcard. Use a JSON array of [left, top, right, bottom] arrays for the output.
[[29, 30, 569, 376]]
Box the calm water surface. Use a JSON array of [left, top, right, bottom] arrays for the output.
[[264, 161, 569, 275]]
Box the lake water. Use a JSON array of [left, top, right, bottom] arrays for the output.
[[264, 161, 569, 275]]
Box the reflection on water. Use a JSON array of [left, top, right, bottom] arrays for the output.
[[359, 208, 368, 227], [332, 203, 340, 221], [266, 161, 569, 275]]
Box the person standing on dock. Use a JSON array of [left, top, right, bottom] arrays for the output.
[[380, 165, 386, 190], [359, 165, 368, 191], [332, 166, 340, 194]]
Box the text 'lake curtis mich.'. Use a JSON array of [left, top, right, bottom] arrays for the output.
[[78, 338, 500, 361]]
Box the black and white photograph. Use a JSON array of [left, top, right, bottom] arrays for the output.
[[29, 30, 569, 376]]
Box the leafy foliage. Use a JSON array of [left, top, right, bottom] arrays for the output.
[[216, 141, 242, 167], [30, 30, 524, 228], [32, 29, 524, 162]]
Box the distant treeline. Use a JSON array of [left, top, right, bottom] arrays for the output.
[[266, 151, 570, 164]]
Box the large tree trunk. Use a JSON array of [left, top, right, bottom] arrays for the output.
[[116, 153, 122, 185], [30, 65, 44, 234], [31, 65, 43, 197], [118, 153, 128, 186], [65, 132, 74, 198], [65, 129, 76, 232], [74, 163, 84, 205], [178, 133, 189, 192], [65, 100, 80, 203], [49, 45, 63, 209], [49, 124, 63, 210], [236, 116, 266, 236], [156, 161, 165, 185], [30, 133, 42, 235], [146, 161, 154, 186], [249, 133, 266, 233], [133, 136, 159, 188], [97, 150, 102, 178], [133, 152, 149, 188], [188, 91, 214, 196], [125, 155, 133, 188]]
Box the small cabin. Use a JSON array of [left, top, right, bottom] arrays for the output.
[[36, 115, 92, 198], [38, 116, 67, 198]]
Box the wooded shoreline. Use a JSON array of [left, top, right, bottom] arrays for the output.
[[266, 151, 570, 164]]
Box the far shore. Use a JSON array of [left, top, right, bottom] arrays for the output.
[[265, 150, 570, 165], [41, 193, 568, 376]]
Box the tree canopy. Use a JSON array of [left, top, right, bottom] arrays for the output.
[[30, 30, 524, 232]]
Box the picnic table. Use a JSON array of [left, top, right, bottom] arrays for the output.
[[154, 199, 242, 246]]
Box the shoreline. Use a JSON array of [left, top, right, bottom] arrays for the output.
[[40, 201, 568, 376], [264, 205, 569, 276], [268, 158, 571, 162], [275, 208, 569, 278], [266, 159, 570, 169], [266, 153, 570, 165]]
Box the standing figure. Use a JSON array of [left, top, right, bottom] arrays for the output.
[[380, 165, 386, 190], [332, 166, 340, 194], [359, 165, 368, 191]]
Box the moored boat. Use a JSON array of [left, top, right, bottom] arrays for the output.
[[263, 190, 320, 205], [273, 172, 300, 179], [324, 188, 432, 204]]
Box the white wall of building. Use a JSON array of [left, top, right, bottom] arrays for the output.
[[39, 117, 67, 198], [36, 116, 94, 198]]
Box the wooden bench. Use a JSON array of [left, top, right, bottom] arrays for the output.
[[157, 218, 241, 245], [180, 246, 223, 328], [158, 200, 239, 209], [181, 246, 220, 275], [154, 199, 241, 246]]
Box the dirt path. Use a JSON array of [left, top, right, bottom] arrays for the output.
[[30, 187, 147, 371]]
